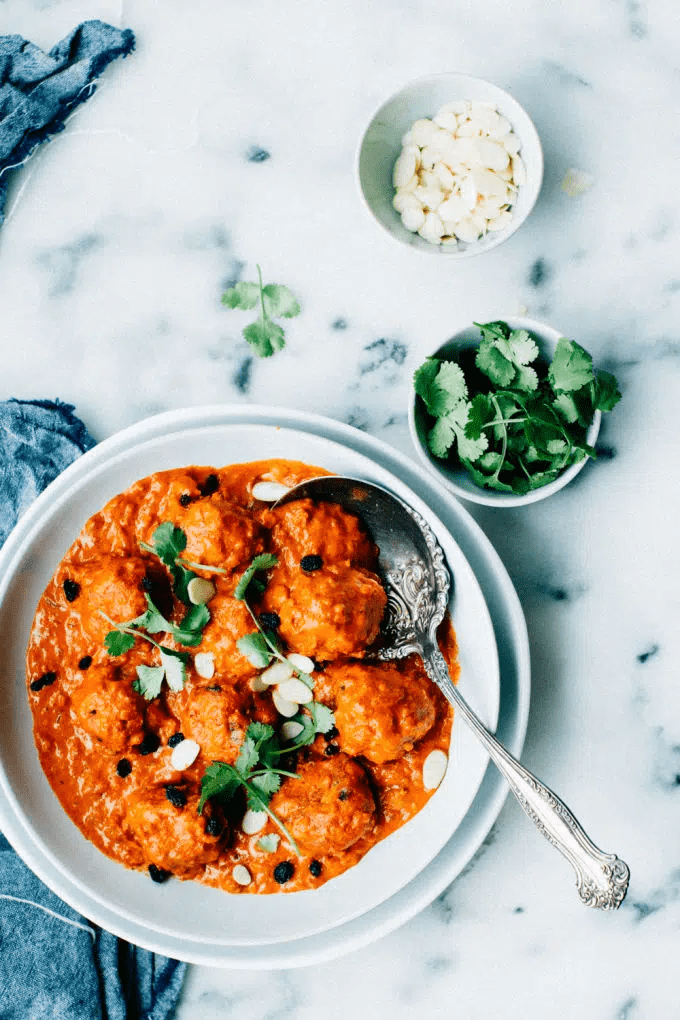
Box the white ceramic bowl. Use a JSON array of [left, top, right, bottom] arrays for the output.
[[0, 410, 506, 961], [409, 318, 602, 507], [357, 73, 543, 257]]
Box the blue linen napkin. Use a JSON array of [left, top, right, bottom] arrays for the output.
[[0, 20, 135, 223], [0, 399, 186, 1019]]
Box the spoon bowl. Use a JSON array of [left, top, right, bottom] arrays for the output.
[[276, 475, 630, 910]]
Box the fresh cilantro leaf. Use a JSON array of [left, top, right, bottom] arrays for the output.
[[234, 553, 278, 601], [172, 602, 211, 646], [159, 648, 189, 692], [222, 265, 301, 358], [465, 393, 494, 439], [141, 523, 197, 605], [143, 522, 187, 567], [474, 320, 511, 344], [237, 632, 274, 668], [456, 429, 489, 462], [413, 358, 441, 411], [476, 340, 516, 387], [198, 762, 241, 814], [221, 281, 261, 310], [593, 370, 622, 412], [506, 329, 539, 365], [432, 361, 468, 412], [248, 771, 282, 805], [548, 338, 594, 392], [308, 701, 335, 735], [137, 596, 169, 634], [428, 414, 458, 459], [553, 392, 579, 423], [243, 319, 286, 358], [133, 665, 165, 701], [261, 284, 301, 319], [257, 833, 280, 853], [415, 359, 468, 418], [105, 630, 136, 656], [514, 364, 539, 393]]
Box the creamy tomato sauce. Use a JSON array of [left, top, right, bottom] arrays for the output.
[[26, 459, 456, 894]]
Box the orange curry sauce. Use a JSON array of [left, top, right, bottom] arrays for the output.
[[26, 460, 457, 894]]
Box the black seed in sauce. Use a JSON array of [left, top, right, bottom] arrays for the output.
[[148, 864, 171, 884], [338, 789, 350, 801], [30, 671, 57, 692], [165, 784, 187, 808], [205, 816, 222, 837], [179, 492, 193, 507], [199, 473, 219, 496], [167, 732, 185, 748], [63, 579, 80, 602], [300, 554, 323, 572], [78, 656, 93, 670], [273, 860, 295, 884], [137, 733, 160, 756], [116, 758, 132, 778], [259, 612, 281, 631], [324, 726, 339, 742], [309, 859, 322, 878], [324, 744, 340, 757]]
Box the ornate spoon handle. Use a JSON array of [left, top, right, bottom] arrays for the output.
[[423, 643, 630, 910]]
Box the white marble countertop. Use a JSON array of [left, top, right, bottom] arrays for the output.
[[2, 0, 679, 1016]]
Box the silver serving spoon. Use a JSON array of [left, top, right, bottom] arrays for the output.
[[275, 475, 630, 909]]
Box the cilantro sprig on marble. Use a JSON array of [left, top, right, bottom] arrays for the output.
[[414, 320, 621, 495], [222, 265, 301, 358], [198, 721, 302, 854]]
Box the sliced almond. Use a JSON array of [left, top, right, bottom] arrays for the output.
[[410, 118, 439, 147], [393, 147, 419, 189], [260, 660, 294, 686], [277, 678, 314, 704], [272, 689, 298, 718], [251, 481, 291, 502], [474, 138, 509, 173], [194, 651, 215, 679], [242, 809, 268, 835], [187, 577, 216, 605], [287, 653, 315, 674], [511, 155, 527, 186], [401, 205, 426, 233], [423, 749, 448, 790], [170, 738, 200, 771], [418, 211, 445, 244], [281, 720, 304, 741], [232, 864, 252, 886], [452, 217, 482, 243]]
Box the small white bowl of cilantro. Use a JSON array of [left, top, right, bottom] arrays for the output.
[[409, 318, 621, 506]]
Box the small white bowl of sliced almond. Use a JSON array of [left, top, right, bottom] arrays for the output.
[[357, 73, 543, 256]]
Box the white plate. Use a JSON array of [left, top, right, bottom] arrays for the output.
[[0, 405, 530, 967]]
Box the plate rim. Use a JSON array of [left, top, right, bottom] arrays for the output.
[[0, 404, 530, 968]]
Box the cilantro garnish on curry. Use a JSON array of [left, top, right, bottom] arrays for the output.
[[25, 459, 458, 894]]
